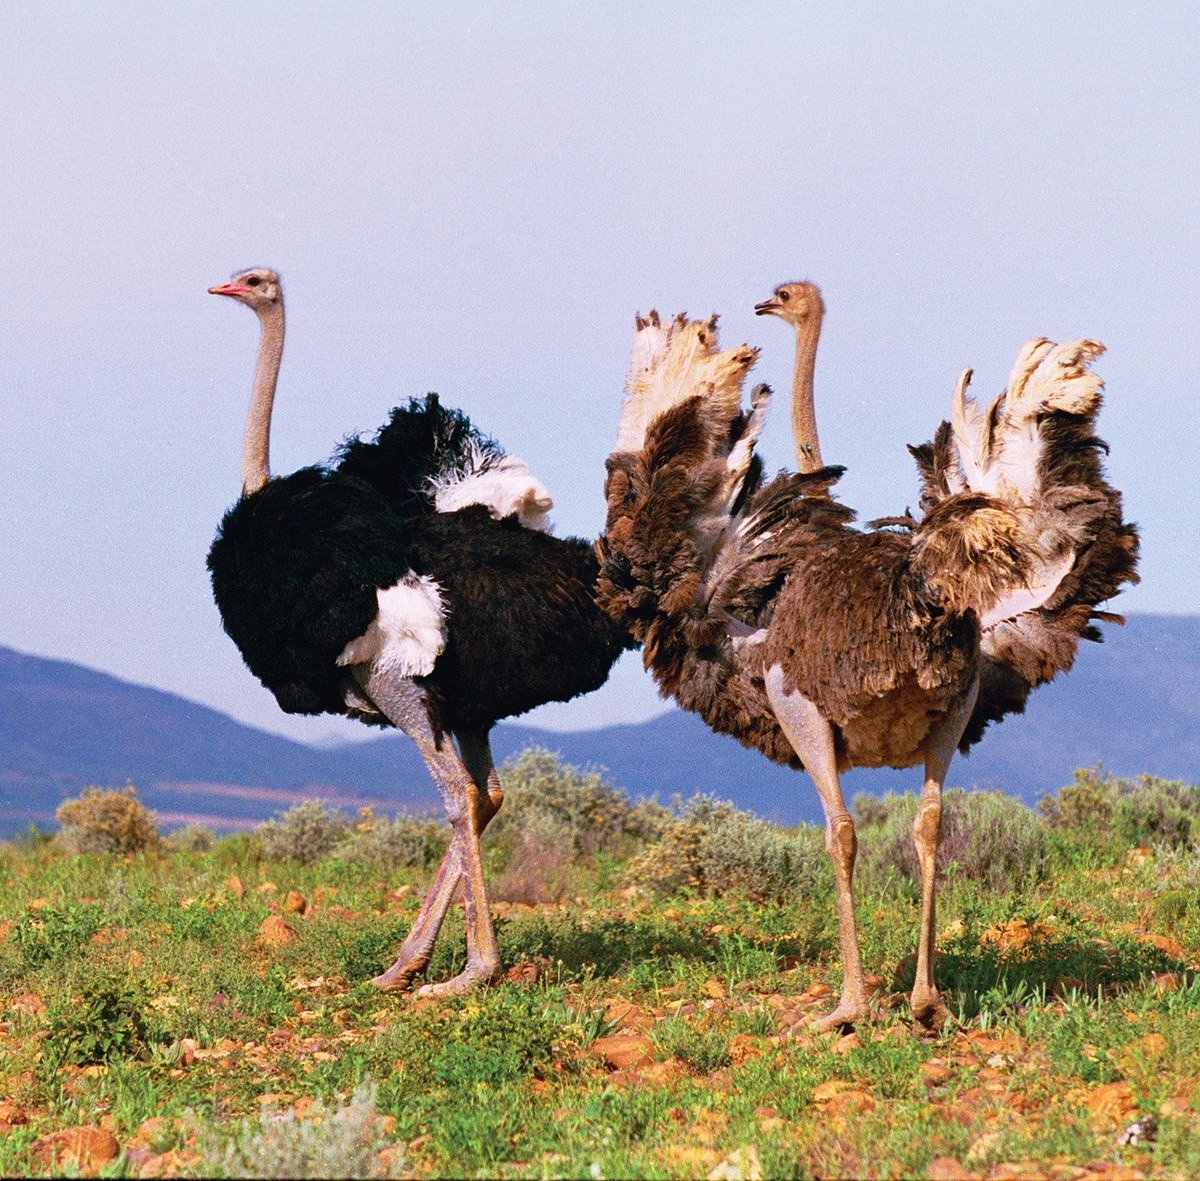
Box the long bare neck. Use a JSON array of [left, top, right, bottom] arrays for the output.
[[790, 308, 824, 474], [241, 302, 285, 495]]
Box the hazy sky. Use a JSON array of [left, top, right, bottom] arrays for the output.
[[1, 2, 1196, 744]]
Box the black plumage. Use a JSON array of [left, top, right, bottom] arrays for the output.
[[206, 266, 634, 997]]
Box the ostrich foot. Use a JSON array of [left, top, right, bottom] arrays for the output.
[[415, 961, 501, 998], [808, 996, 871, 1033], [910, 987, 951, 1032], [371, 954, 430, 993]]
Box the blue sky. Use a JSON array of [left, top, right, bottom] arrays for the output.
[[1, 2, 1195, 743]]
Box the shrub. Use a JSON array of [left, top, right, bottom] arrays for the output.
[[201, 1083, 393, 1179], [655, 1016, 732, 1074], [256, 799, 350, 863], [1039, 767, 1129, 833], [854, 788, 1046, 894], [491, 810, 579, 904], [626, 794, 827, 903], [55, 785, 158, 853], [44, 978, 151, 1066], [163, 823, 216, 853], [1041, 769, 1200, 850], [336, 808, 448, 869], [1113, 777, 1200, 849], [488, 748, 668, 861]]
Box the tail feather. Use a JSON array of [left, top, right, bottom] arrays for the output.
[[598, 313, 851, 769], [910, 337, 1138, 750], [335, 392, 554, 532]]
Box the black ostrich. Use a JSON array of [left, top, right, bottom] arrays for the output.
[[206, 267, 634, 996]]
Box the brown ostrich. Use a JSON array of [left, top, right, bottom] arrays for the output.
[[754, 281, 827, 474], [597, 312, 1138, 1029]]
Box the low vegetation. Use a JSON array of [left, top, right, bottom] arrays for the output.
[[0, 760, 1197, 1178]]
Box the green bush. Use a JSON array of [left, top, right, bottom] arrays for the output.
[[336, 808, 449, 870], [1041, 769, 1200, 850], [1113, 778, 1200, 849], [163, 823, 216, 853], [44, 979, 151, 1066], [483, 749, 668, 901], [1039, 767, 1129, 833], [854, 788, 1046, 893], [256, 799, 350, 863], [654, 1016, 732, 1074], [200, 1083, 393, 1179], [626, 794, 827, 903], [489, 748, 668, 859], [54, 784, 159, 854]]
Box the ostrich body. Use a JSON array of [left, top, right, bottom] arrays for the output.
[[206, 268, 633, 995], [754, 281, 827, 474], [597, 310, 1138, 1028]]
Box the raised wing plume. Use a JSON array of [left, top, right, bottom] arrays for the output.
[[909, 337, 1138, 748]]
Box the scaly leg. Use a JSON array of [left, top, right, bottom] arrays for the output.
[[372, 728, 503, 991], [910, 677, 979, 1029], [415, 729, 504, 998], [354, 669, 501, 994], [766, 666, 870, 1030]]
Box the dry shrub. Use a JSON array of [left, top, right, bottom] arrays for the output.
[[1041, 768, 1200, 850], [489, 748, 668, 857], [200, 1082, 393, 1179], [336, 807, 449, 869], [256, 799, 349, 863], [855, 788, 1046, 893], [627, 794, 827, 903], [163, 823, 215, 853], [1039, 766, 1128, 833], [55, 785, 158, 854], [486, 748, 668, 904]]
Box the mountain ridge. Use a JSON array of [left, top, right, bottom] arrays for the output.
[[1, 612, 1196, 835]]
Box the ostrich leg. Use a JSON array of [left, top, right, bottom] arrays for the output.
[[765, 667, 870, 1030], [370, 728, 503, 992], [910, 678, 979, 1028], [358, 672, 501, 995]]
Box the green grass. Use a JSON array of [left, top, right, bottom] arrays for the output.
[[1, 792, 1199, 1178]]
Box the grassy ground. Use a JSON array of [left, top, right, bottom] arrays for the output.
[[1, 797, 1199, 1178]]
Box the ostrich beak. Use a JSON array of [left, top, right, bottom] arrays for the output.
[[208, 282, 252, 297], [754, 299, 780, 316]]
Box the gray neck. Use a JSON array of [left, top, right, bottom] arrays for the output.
[[241, 301, 285, 496], [790, 310, 824, 474]]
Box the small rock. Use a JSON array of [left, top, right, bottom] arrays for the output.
[[591, 1032, 656, 1071], [833, 1031, 862, 1054], [1118, 1116, 1158, 1146], [282, 890, 308, 915], [920, 1058, 953, 1086], [925, 1157, 970, 1181], [257, 914, 295, 949], [32, 1125, 120, 1172], [505, 959, 542, 985]]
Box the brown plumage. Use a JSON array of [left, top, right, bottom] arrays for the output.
[[598, 311, 1138, 1030]]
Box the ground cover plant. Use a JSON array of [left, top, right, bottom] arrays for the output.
[[0, 763, 1198, 1178]]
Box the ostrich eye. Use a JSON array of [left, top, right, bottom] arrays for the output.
[[245, 275, 261, 288], [778, 290, 790, 302]]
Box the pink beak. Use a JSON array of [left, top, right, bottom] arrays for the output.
[[208, 282, 252, 297]]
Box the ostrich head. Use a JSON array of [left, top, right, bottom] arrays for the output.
[[754, 281, 824, 325], [208, 267, 283, 311]]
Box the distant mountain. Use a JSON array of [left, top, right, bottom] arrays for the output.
[[1, 613, 1197, 836]]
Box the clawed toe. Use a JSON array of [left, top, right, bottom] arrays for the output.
[[371, 956, 429, 992], [414, 963, 500, 998]]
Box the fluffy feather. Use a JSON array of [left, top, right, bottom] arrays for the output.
[[337, 574, 446, 677], [598, 313, 1138, 770]]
